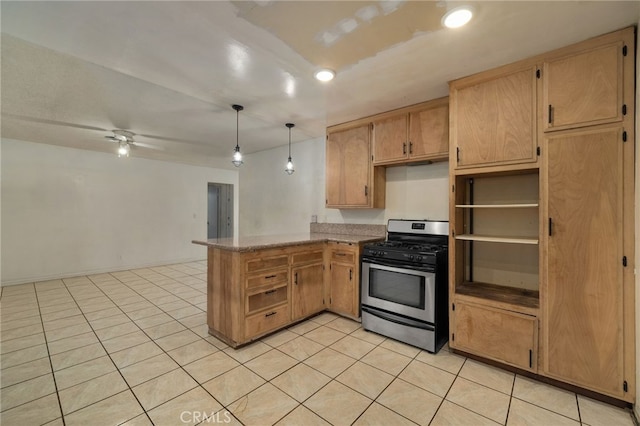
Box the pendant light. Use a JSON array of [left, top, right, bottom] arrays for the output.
[[285, 123, 295, 175], [231, 104, 244, 167]]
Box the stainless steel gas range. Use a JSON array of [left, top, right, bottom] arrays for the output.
[[361, 219, 449, 353]]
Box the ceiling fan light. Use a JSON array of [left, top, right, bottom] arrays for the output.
[[118, 141, 130, 158], [314, 69, 335, 82], [442, 6, 473, 29]]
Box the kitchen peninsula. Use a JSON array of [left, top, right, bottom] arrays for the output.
[[193, 228, 383, 348]]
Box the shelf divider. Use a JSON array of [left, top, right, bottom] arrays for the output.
[[455, 234, 539, 245]]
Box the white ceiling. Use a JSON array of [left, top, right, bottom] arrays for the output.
[[1, 1, 638, 168]]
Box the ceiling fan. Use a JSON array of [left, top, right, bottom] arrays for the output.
[[104, 129, 163, 157]]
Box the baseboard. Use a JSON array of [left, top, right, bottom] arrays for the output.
[[0, 257, 206, 286]]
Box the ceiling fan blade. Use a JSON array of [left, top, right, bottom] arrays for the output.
[[2, 113, 109, 131], [133, 142, 164, 151]]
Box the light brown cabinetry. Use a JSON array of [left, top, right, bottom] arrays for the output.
[[291, 246, 325, 321], [326, 242, 360, 318], [453, 301, 537, 372], [543, 125, 627, 398], [449, 27, 635, 403], [450, 65, 537, 170], [543, 42, 625, 131], [372, 98, 449, 166], [326, 124, 385, 209], [206, 240, 373, 348], [243, 251, 290, 341]]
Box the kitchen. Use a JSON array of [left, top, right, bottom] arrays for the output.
[[1, 1, 640, 425]]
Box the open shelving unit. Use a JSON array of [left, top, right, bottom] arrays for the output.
[[452, 171, 540, 309]]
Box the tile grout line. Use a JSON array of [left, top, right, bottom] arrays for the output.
[[58, 275, 155, 425], [33, 284, 67, 426]]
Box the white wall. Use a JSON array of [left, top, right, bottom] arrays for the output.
[[239, 136, 449, 236], [1, 139, 238, 285], [239, 137, 326, 236]]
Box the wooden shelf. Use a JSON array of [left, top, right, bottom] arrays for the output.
[[456, 281, 539, 310], [455, 203, 538, 208], [455, 234, 538, 244]]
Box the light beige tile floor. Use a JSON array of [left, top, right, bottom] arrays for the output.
[[1, 261, 637, 426]]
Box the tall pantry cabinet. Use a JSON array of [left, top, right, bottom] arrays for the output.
[[448, 26, 636, 403]]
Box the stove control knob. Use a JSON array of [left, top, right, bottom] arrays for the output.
[[416, 256, 422, 261], [409, 255, 415, 261]]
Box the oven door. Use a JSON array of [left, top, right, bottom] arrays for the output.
[[361, 259, 435, 324]]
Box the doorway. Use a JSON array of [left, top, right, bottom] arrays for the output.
[[208, 183, 234, 239]]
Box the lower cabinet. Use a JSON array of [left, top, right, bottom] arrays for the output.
[[452, 300, 538, 372], [326, 242, 360, 318], [207, 241, 370, 348], [291, 247, 325, 321], [245, 304, 290, 339]]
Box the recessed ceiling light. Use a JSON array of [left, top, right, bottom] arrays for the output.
[[442, 6, 473, 29], [314, 69, 335, 82]]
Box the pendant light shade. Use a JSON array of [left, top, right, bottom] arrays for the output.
[[285, 123, 295, 175], [231, 104, 244, 167]]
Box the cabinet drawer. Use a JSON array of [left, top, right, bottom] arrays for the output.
[[330, 250, 355, 263], [245, 304, 289, 339], [292, 250, 324, 265], [247, 285, 288, 315], [453, 301, 537, 372], [246, 255, 289, 273], [246, 269, 288, 289]]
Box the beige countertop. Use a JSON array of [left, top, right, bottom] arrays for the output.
[[192, 232, 384, 252]]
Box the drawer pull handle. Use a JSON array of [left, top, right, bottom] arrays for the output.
[[265, 274, 277, 279], [265, 311, 277, 317], [335, 253, 346, 257], [265, 289, 277, 295]]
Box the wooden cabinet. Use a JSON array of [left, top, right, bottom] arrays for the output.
[[372, 115, 407, 164], [326, 242, 360, 318], [542, 125, 626, 398], [408, 102, 449, 161], [325, 124, 385, 209], [453, 301, 537, 372], [543, 42, 625, 131], [291, 246, 325, 321], [206, 240, 373, 348], [372, 98, 449, 166], [449, 27, 635, 402], [243, 250, 290, 341], [450, 64, 537, 170]]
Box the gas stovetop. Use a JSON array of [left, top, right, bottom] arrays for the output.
[[362, 220, 449, 266]]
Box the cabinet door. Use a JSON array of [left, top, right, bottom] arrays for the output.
[[372, 115, 408, 165], [544, 42, 624, 131], [409, 104, 449, 160], [452, 66, 536, 168], [453, 301, 537, 372], [329, 262, 356, 317], [544, 126, 624, 397], [292, 263, 325, 320], [326, 125, 370, 207]]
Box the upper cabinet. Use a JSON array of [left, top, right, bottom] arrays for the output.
[[450, 64, 538, 170], [372, 97, 449, 166], [543, 40, 626, 131], [325, 124, 385, 209]]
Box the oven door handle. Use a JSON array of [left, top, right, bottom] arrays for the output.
[[362, 305, 435, 331], [362, 258, 435, 273]]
